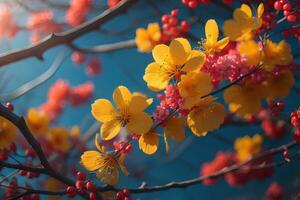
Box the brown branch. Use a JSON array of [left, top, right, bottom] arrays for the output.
[[69, 39, 136, 54], [0, 185, 67, 200], [0, 0, 138, 68], [99, 141, 299, 193], [0, 52, 68, 102]]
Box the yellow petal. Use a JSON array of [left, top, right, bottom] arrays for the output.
[[223, 20, 243, 41], [101, 119, 121, 140], [139, 131, 158, 155], [80, 151, 103, 171], [126, 112, 153, 134], [263, 70, 294, 100], [129, 93, 152, 113], [215, 37, 229, 51], [118, 153, 129, 176], [164, 131, 169, 154], [91, 99, 117, 122], [152, 44, 172, 66], [165, 117, 185, 142], [113, 86, 132, 110], [239, 40, 261, 66], [183, 50, 206, 72], [187, 102, 225, 136], [169, 38, 191, 65], [205, 19, 219, 44], [257, 3, 264, 18], [143, 62, 171, 91], [236, 4, 252, 21]]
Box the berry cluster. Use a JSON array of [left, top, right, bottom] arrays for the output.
[[290, 108, 300, 142], [160, 9, 190, 43], [116, 189, 132, 200], [274, 0, 299, 22], [39, 80, 94, 121], [67, 172, 98, 199]]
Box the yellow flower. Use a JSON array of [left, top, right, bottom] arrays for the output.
[[80, 135, 128, 185], [143, 38, 206, 91], [27, 108, 50, 136], [238, 40, 261, 66], [178, 71, 212, 109], [44, 178, 63, 200], [223, 3, 264, 41], [202, 19, 229, 54], [187, 97, 226, 136], [163, 117, 185, 153], [0, 116, 17, 149], [48, 127, 70, 152], [138, 131, 159, 155], [135, 23, 161, 52], [70, 125, 81, 138], [263, 70, 294, 100], [224, 84, 264, 117], [234, 134, 263, 162], [262, 40, 293, 72], [92, 86, 153, 140]]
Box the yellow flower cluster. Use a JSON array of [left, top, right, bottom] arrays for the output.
[[234, 134, 263, 162], [0, 116, 17, 149], [222, 3, 294, 117], [135, 23, 161, 52], [26, 108, 73, 152]]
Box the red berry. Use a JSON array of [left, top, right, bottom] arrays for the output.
[[182, 0, 189, 4], [163, 23, 171, 31], [283, 150, 289, 159], [171, 9, 179, 17], [188, 0, 198, 8], [274, 1, 283, 11], [66, 186, 77, 198], [0, 151, 8, 161], [89, 192, 96, 200], [168, 17, 178, 26], [170, 27, 180, 36], [31, 194, 40, 200], [75, 180, 84, 189], [72, 51, 85, 64], [18, 170, 27, 176], [122, 189, 130, 197], [276, 102, 285, 110], [287, 14, 297, 22], [116, 191, 124, 200], [76, 171, 86, 181], [5, 102, 14, 111], [9, 143, 16, 152], [283, 3, 291, 11], [283, 10, 290, 16], [181, 20, 190, 32], [294, 129, 300, 143], [86, 181, 97, 192], [27, 171, 35, 179], [25, 149, 36, 158], [222, 0, 233, 4], [161, 15, 169, 24]]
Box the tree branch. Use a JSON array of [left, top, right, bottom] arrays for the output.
[[99, 141, 299, 193], [0, 0, 138, 68]]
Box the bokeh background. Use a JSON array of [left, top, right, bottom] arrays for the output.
[[0, 0, 299, 199]]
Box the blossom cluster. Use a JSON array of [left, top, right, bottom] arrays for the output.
[[39, 80, 94, 121]]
